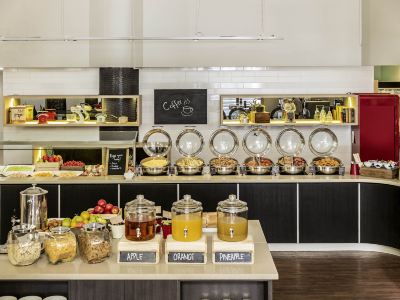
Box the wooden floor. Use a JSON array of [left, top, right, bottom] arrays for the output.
[[271, 251, 400, 300]]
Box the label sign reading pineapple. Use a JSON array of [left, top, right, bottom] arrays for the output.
[[167, 251, 205, 263], [214, 251, 252, 263], [119, 251, 156, 263]]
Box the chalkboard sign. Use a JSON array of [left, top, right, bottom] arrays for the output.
[[106, 148, 129, 175], [214, 251, 252, 263], [167, 252, 205, 263], [154, 89, 207, 124], [119, 251, 156, 263]]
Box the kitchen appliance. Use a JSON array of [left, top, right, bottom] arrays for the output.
[[171, 194, 203, 242], [20, 184, 48, 231], [124, 195, 156, 241], [217, 194, 248, 242], [353, 94, 399, 162]]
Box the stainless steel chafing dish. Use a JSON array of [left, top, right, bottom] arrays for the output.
[[209, 128, 239, 175], [140, 128, 171, 175], [309, 128, 342, 175], [175, 127, 205, 175], [276, 128, 307, 175]]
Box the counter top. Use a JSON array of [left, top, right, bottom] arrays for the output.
[[0, 221, 278, 281], [0, 174, 399, 187]]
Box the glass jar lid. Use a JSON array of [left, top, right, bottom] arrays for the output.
[[20, 184, 48, 196], [172, 194, 203, 214], [275, 128, 305, 156], [242, 127, 272, 157], [308, 128, 338, 156], [50, 226, 71, 235], [217, 194, 248, 213], [11, 224, 36, 234], [83, 223, 106, 232], [125, 195, 155, 213], [209, 128, 239, 157], [142, 128, 172, 157], [176, 128, 204, 157]]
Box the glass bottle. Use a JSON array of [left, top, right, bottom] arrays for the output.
[[319, 109, 326, 122], [171, 195, 203, 242], [7, 224, 41, 266], [78, 223, 111, 264], [217, 195, 248, 242], [124, 195, 156, 241], [326, 110, 333, 122], [314, 107, 320, 120]]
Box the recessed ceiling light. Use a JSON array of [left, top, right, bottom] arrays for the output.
[[0, 67, 3, 71]]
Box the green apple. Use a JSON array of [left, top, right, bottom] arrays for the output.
[[62, 218, 71, 227], [98, 218, 107, 225], [89, 215, 97, 223], [80, 211, 90, 221], [74, 216, 84, 223]]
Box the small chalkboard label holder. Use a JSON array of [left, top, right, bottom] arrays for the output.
[[119, 251, 157, 263], [167, 252, 205, 264], [105, 148, 129, 175], [214, 251, 252, 263]]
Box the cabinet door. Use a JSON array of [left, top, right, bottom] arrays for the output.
[[69, 281, 124, 300], [125, 281, 179, 300], [120, 184, 177, 211], [239, 183, 297, 243], [179, 183, 237, 212], [361, 183, 400, 248], [60, 184, 118, 218], [299, 183, 358, 243], [0, 184, 58, 244]]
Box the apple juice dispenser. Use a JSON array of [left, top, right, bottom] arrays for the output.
[[217, 194, 248, 242], [171, 195, 203, 242], [124, 195, 156, 241]]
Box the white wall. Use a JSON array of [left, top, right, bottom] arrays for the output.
[[0, 67, 374, 166], [139, 67, 374, 167]]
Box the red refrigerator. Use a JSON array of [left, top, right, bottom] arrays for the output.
[[354, 94, 400, 162]]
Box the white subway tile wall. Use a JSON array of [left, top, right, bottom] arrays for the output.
[[139, 67, 374, 167]]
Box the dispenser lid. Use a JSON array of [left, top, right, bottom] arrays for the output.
[[50, 226, 71, 234], [217, 194, 248, 213], [308, 128, 338, 156], [176, 127, 204, 157], [20, 184, 48, 196], [142, 128, 172, 157], [209, 128, 239, 157], [125, 195, 155, 211], [275, 128, 305, 156], [84, 222, 106, 232], [172, 194, 203, 214], [242, 127, 272, 157]]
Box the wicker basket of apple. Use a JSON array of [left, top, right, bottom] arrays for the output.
[[88, 199, 121, 220], [35, 150, 63, 171]]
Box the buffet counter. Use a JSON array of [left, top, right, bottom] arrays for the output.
[[0, 221, 277, 300]]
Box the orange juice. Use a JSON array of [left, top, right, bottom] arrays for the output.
[[172, 214, 202, 242], [217, 215, 248, 242]]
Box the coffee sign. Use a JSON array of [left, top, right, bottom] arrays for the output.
[[154, 89, 207, 124]]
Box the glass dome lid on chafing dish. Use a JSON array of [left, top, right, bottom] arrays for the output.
[[243, 127, 273, 175], [309, 128, 342, 174], [175, 127, 205, 175], [209, 128, 239, 175], [141, 128, 171, 175], [276, 128, 307, 175]]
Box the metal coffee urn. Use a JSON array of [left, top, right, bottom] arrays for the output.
[[20, 184, 48, 230]]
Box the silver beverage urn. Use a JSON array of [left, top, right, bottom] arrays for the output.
[[20, 184, 48, 230]]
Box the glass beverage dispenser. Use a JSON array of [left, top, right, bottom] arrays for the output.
[[124, 195, 156, 241], [217, 195, 248, 242]]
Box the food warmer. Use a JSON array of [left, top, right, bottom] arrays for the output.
[[209, 128, 239, 175], [175, 127, 205, 175], [309, 128, 342, 175], [276, 128, 307, 175], [140, 128, 171, 175], [242, 127, 273, 175]]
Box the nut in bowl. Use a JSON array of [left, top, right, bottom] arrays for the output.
[[278, 156, 307, 175], [210, 157, 238, 175], [245, 157, 273, 175], [312, 156, 342, 175], [176, 157, 204, 175]]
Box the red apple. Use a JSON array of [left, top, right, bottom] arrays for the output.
[[94, 205, 103, 214], [105, 203, 114, 211], [111, 206, 119, 214], [98, 199, 107, 208], [76, 222, 84, 228]]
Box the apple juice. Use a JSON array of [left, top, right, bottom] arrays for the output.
[[125, 219, 155, 241]]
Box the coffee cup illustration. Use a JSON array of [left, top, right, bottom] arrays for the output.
[[181, 105, 194, 116]]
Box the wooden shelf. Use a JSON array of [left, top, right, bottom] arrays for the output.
[[222, 120, 357, 127], [4, 121, 140, 127]]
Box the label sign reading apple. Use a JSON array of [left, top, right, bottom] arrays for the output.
[[154, 89, 207, 124], [119, 251, 156, 263]]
